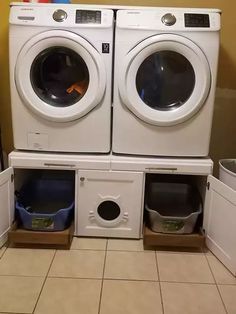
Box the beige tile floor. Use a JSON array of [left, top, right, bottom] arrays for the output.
[[0, 238, 235, 314]]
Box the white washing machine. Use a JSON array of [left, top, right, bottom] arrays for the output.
[[9, 4, 113, 153], [112, 8, 221, 157]]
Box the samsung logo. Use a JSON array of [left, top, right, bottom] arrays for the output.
[[20, 8, 34, 11]]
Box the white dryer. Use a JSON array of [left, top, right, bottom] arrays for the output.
[[9, 4, 113, 153], [112, 8, 221, 157]]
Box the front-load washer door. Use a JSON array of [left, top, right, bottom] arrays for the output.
[[15, 30, 106, 122], [118, 34, 211, 126]]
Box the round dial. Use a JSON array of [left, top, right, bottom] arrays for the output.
[[53, 9, 67, 22], [161, 13, 176, 26]]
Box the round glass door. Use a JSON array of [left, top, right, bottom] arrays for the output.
[[136, 51, 195, 111], [15, 30, 106, 122], [31, 46, 89, 108], [118, 34, 211, 126]]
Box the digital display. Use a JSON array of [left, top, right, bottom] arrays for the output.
[[184, 14, 210, 28], [76, 10, 101, 24]]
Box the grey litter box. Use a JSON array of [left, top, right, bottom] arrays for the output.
[[145, 182, 202, 234]]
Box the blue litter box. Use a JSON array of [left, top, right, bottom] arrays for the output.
[[15, 178, 74, 231]]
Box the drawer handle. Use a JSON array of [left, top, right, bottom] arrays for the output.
[[44, 163, 76, 168], [145, 167, 178, 171]]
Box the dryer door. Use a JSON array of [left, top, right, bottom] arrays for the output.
[[118, 34, 211, 126], [15, 30, 106, 122]]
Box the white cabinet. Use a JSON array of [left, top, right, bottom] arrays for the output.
[[204, 175, 236, 275], [0, 168, 14, 246], [0, 151, 111, 246], [0, 157, 144, 241], [112, 155, 236, 276], [0, 152, 235, 276]]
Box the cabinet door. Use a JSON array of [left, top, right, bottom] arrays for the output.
[[204, 175, 236, 275], [76, 170, 144, 238], [0, 167, 14, 247]]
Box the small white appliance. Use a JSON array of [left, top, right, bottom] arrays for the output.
[[112, 8, 221, 157], [9, 4, 113, 153]]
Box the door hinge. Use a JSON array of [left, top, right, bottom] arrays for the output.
[[11, 174, 14, 182], [207, 182, 210, 190]]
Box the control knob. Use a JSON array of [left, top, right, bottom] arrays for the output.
[[161, 13, 176, 26], [53, 9, 67, 22]]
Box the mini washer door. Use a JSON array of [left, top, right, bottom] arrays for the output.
[[15, 30, 106, 122], [119, 34, 211, 126]]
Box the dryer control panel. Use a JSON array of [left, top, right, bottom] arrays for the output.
[[116, 9, 221, 31]]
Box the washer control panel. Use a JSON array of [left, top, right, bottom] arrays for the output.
[[184, 13, 210, 27], [161, 13, 176, 26], [10, 6, 113, 27], [76, 10, 101, 24]]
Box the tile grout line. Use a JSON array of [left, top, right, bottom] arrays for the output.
[[0, 243, 9, 260], [155, 251, 165, 314], [32, 249, 57, 314], [39, 275, 235, 285], [204, 253, 228, 314], [46, 275, 163, 282], [0, 311, 22, 314], [70, 247, 155, 253], [159, 280, 224, 285], [97, 238, 108, 314], [0, 311, 29, 314], [0, 273, 52, 278]]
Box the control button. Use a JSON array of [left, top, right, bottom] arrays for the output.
[[53, 9, 67, 22], [161, 13, 176, 26]]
